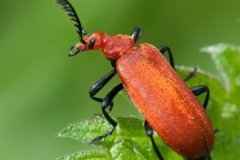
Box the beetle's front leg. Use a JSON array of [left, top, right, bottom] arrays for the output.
[[89, 69, 117, 114]]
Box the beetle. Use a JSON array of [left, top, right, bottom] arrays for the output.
[[57, 0, 214, 159]]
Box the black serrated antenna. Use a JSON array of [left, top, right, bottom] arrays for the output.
[[57, 0, 86, 44]]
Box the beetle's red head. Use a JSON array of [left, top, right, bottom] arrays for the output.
[[69, 31, 106, 57]]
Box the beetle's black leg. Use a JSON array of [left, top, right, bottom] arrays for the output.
[[89, 69, 117, 114], [130, 27, 141, 42], [192, 85, 217, 137], [190, 85, 210, 109], [89, 83, 124, 144], [158, 45, 197, 81], [144, 120, 164, 160], [89, 69, 117, 97], [183, 67, 197, 82], [157, 45, 175, 70]]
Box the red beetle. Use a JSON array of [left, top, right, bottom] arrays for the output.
[[57, 0, 214, 159]]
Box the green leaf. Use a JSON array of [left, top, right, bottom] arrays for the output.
[[56, 151, 108, 160], [56, 117, 179, 160], [56, 43, 240, 159]]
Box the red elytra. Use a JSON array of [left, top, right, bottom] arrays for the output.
[[57, 0, 214, 159], [117, 45, 214, 158]]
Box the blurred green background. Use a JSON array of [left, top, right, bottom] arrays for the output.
[[0, 0, 239, 159]]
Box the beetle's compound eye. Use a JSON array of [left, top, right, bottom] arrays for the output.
[[89, 38, 96, 50]]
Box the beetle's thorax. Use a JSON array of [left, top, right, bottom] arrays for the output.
[[102, 34, 135, 60]]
